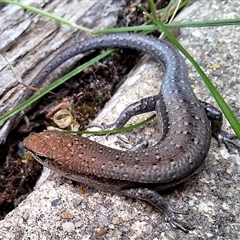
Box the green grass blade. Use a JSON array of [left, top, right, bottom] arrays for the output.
[[3, 0, 240, 34], [63, 114, 156, 135], [1, 0, 93, 32], [0, 49, 114, 123], [94, 18, 240, 34], [153, 19, 240, 138]]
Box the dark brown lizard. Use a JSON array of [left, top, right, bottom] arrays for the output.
[[23, 33, 239, 232]]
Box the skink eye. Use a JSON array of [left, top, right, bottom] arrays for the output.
[[27, 150, 49, 165], [36, 155, 48, 163]]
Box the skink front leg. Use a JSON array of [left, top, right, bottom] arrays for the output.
[[200, 100, 240, 151], [102, 95, 159, 129], [99, 95, 159, 150]]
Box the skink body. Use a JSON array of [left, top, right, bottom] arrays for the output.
[[23, 33, 237, 232]]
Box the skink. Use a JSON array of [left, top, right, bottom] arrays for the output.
[[23, 33, 239, 232]]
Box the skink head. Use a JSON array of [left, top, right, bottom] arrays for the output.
[[23, 130, 68, 167], [23, 131, 55, 166]]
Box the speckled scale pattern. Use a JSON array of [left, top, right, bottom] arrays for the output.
[[24, 33, 211, 187], [22, 33, 217, 232]]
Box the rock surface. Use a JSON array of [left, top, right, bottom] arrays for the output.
[[0, 1, 239, 239]]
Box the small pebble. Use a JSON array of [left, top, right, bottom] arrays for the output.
[[51, 198, 62, 206], [98, 214, 109, 223], [72, 197, 82, 207], [62, 221, 75, 231]]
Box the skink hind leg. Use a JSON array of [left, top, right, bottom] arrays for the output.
[[121, 188, 193, 233], [216, 130, 240, 151], [200, 100, 240, 151]]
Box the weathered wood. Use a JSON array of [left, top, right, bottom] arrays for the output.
[[0, 0, 125, 143]]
